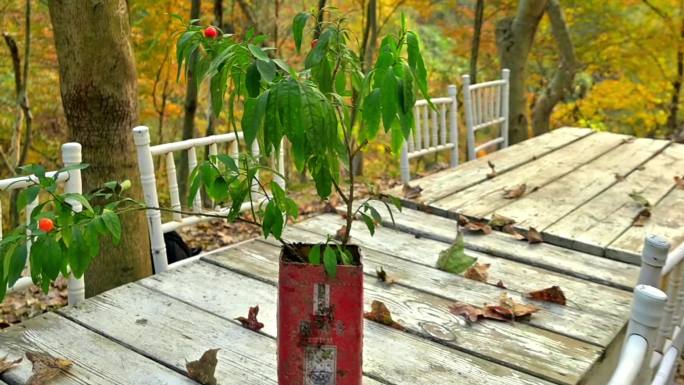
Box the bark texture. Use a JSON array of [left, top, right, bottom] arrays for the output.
[[531, 0, 578, 136], [668, 0, 684, 132], [469, 0, 484, 83], [496, 0, 547, 144], [48, 0, 152, 296]]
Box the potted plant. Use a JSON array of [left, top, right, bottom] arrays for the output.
[[175, 9, 430, 385]]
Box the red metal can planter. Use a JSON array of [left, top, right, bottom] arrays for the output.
[[278, 244, 364, 385]]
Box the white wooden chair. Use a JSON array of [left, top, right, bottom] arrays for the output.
[[400, 85, 459, 183], [606, 235, 684, 385], [1, 143, 85, 305], [462, 69, 510, 160], [133, 126, 285, 273]]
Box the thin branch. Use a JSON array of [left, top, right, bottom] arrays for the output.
[[642, 0, 669, 19], [377, 0, 407, 34]]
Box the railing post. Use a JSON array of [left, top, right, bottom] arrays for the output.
[[627, 284, 668, 385], [462, 74, 475, 160], [501, 68, 510, 148], [274, 138, 286, 189], [657, 262, 682, 352], [133, 126, 169, 273], [448, 85, 459, 167], [400, 143, 410, 183], [638, 234, 670, 287], [62, 142, 86, 305]]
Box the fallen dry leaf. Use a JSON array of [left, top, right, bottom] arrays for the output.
[[236, 305, 264, 331], [496, 280, 507, 289], [633, 208, 651, 227], [186, 349, 220, 385], [622, 137, 636, 144], [526, 227, 543, 244], [25, 351, 72, 385], [614, 173, 626, 182], [502, 224, 526, 240], [503, 184, 526, 199], [449, 302, 484, 323], [376, 267, 396, 285], [527, 286, 567, 306], [486, 161, 497, 179], [496, 293, 540, 320], [457, 214, 470, 227], [489, 214, 515, 228], [402, 183, 423, 199], [462, 221, 492, 235], [0, 355, 22, 374], [675, 176, 684, 189], [364, 300, 404, 330], [464, 263, 490, 283]]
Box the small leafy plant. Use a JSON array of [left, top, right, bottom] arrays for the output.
[[176, 10, 430, 276], [0, 164, 130, 300]]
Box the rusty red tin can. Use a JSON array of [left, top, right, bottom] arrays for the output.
[[278, 244, 364, 385]]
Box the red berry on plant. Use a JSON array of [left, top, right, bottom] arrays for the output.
[[311, 39, 318, 49], [204, 26, 218, 38], [38, 218, 54, 233]]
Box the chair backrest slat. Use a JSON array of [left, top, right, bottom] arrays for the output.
[[463, 69, 510, 160], [165, 152, 182, 221], [400, 86, 459, 183], [187, 146, 202, 211]]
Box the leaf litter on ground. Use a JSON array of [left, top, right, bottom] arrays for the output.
[[526, 227, 544, 244], [376, 266, 396, 285], [486, 161, 497, 179], [436, 232, 477, 274], [489, 214, 516, 228], [464, 263, 490, 283], [450, 293, 539, 324], [503, 184, 526, 199], [364, 300, 404, 330], [0, 355, 22, 374], [186, 348, 220, 385], [402, 183, 423, 199]]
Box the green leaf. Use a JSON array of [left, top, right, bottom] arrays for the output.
[[436, 233, 477, 274], [67, 226, 93, 279], [313, 160, 332, 199], [305, 29, 332, 68], [40, 235, 63, 282], [216, 154, 238, 173], [367, 204, 382, 224], [381, 71, 398, 130], [256, 59, 276, 82], [242, 91, 269, 146], [629, 191, 651, 207], [248, 44, 270, 61], [293, 12, 311, 53], [309, 244, 321, 265], [323, 246, 337, 278], [362, 88, 382, 140], [102, 209, 122, 244], [17, 185, 40, 212], [360, 213, 375, 236], [338, 246, 353, 265], [245, 63, 261, 98], [208, 176, 230, 202], [406, 31, 429, 100], [210, 63, 229, 116], [187, 165, 203, 206], [262, 200, 284, 239], [5, 243, 26, 287], [390, 120, 405, 155]]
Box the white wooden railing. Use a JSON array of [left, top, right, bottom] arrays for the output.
[[1, 143, 85, 305], [400, 85, 459, 183], [463, 69, 510, 160], [607, 234, 684, 385]]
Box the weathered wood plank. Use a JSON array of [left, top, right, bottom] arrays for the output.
[[201, 241, 602, 384], [544, 144, 684, 259], [142, 260, 554, 385], [58, 283, 280, 385], [607, 177, 684, 264], [385, 127, 594, 206], [431, 132, 629, 218], [278, 226, 623, 349], [355, 200, 638, 290], [295, 214, 631, 323], [495, 138, 669, 232], [0, 312, 195, 385]]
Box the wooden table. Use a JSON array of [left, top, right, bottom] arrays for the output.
[[0, 207, 639, 385], [387, 127, 684, 264]]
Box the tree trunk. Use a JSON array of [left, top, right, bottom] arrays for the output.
[[469, 0, 484, 83], [48, 0, 152, 296], [668, 0, 684, 133], [531, 0, 578, 136], [314, 0, 327, 39], [178, 0, 201, 202], [496, 0, 547, 144]]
